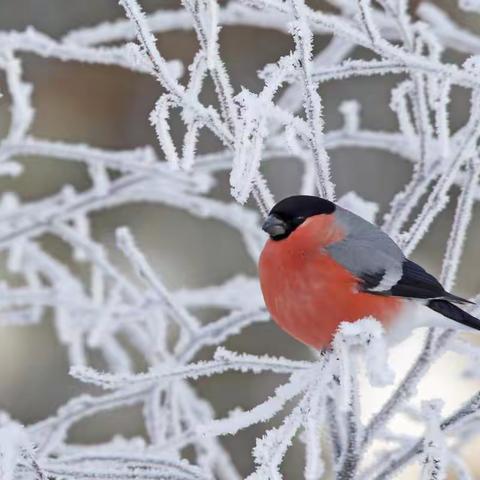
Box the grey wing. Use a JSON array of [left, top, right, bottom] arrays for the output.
[[327, 206, 470, 303], [327, 206, 405, 293]]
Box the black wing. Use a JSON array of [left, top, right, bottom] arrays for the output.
[[372, 259, 480, 330], [375, 259, 471, 304]]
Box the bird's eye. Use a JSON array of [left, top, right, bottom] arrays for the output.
[[293, 216, 306, 226]]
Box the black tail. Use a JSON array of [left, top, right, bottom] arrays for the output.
[[428, 299, 480, 331]]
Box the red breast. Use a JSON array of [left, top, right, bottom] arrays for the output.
[[258, 214, 403, 348]]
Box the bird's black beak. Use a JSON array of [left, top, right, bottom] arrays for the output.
[[262, 214, 287, 239]]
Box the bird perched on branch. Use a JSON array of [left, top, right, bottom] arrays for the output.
[[259, 195, 479, 348]]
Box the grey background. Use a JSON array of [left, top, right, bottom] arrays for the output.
[[0, 1, 479, 477]]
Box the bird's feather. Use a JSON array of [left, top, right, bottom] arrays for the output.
[[428, 299, 480, 331], [387, 260, 473, 303], [328, 207, 472, 304], [388, 260, 446, 299], [327, 206, 404, 292]]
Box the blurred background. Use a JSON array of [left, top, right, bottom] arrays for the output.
[[0, 0, 479, 478]]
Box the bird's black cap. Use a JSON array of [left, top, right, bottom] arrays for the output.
[[270, 195, 335, 219], [262, 195, 335, 240]]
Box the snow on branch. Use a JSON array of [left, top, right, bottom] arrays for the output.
[[1, 0, 480, 478]]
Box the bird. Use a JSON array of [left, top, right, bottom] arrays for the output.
[[258, 195, 479, 349]]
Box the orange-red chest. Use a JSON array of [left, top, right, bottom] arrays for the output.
[[258, 215, 403, 348]]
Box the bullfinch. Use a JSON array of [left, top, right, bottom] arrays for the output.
[[259, 195, 479, 349]]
